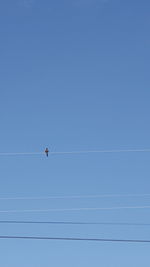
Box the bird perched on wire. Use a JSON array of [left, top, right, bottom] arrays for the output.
[[45, 148, 49, 157]]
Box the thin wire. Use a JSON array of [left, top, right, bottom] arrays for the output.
[[0, 152, 44, 156], [1, 205, 150, 213], [0, 220, 150, 226], [0, 235, 150, 243], [1, 193, 150, 200], [50, 149, 150, 155], [0, 148, 150, 156]]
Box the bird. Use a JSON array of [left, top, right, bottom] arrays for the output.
[[45, 148, 49, 157]]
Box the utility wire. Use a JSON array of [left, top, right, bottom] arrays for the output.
[[49, 149, 150, 155], [0, 193, 150, 200], [0, 235, 150, 243], [0, 152, 44, 156], [1, 205, 150, 213], [0, 220, 150, 226], [0, 148, 150, 156]]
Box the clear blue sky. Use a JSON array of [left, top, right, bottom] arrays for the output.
[[0, 0, 150, 266]]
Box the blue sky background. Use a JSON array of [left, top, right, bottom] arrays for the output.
[[0, 0, 150, 266]]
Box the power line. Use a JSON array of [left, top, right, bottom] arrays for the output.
[[0, 152, 44, 156], [0, 148, 150, 156], [0, 193, 150, 200], [0, 235, 150, 243], [0, 220, 150, 226], [1, 205, 150, 213], [49, 149, 150, 155]]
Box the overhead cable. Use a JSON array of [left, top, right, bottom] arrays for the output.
[[0, 235, 150, 243], [49, 149, 150, 155], [0, 148, 150, 156], [0, 220, 150, 226], [0, 152, 44, 156], [1, 205, 150, 213], [0, 193, 150, 200]]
